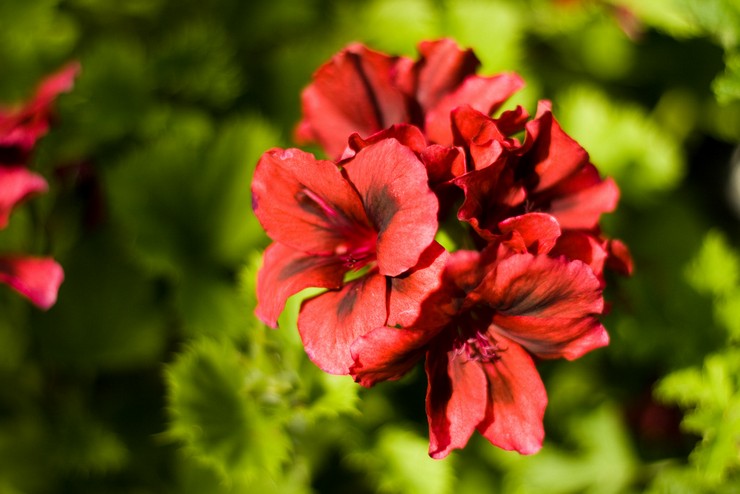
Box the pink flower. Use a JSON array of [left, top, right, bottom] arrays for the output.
[[296, 39, 523, 159], [350, 215, 607, 457], [252, 138, 443, 373]]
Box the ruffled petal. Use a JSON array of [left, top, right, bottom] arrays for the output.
[[472, 253, 608, 360], [0, 256, 64, 309], [426, 73, 525, 145], [426, 341, 488, 459], [546, 167, 620, 230], [298, 272, 387, 374], [251, 147, 371, 255], [387, 242, 449, 328], [550, 231, 609, 281], [522, 101, 589, 193], [411, 39, 480, 113], [344, 139, 439, 276], [498, 213, 561, 255], [255, 242, 346, 328], [350, 326, 432, 387], [0, 166, 48, 229], [295, 44, 409, 159], [476, 335, 547, 454]]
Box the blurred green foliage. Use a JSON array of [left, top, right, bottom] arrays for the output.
[[1, 0, 739, 492]]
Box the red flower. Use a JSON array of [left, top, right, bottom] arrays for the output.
[[296, 39, 523, 159], [0, 62, 77, 308], [252, 138, 443, 374], [350, 214, 608, 457], [449, 102, 631, 278]]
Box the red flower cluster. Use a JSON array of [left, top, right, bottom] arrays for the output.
[[0, 63, 78, 309], [252, 39, 632, 458]]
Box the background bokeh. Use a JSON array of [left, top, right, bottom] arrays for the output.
[[1, 0, 740, 492]]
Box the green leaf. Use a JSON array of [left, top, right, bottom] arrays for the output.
[[685, 230, 739, 297], [166, 337, 291, 483], [346, 425, 455, 494], [494, 404, 637, 494]]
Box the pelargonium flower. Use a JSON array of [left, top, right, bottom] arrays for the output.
[[296, 38, 523, 159], [252, 137, 445, 373], [350, 213, 608, 458], [0, 63, 77, 309], [450, 102, 632, 278]]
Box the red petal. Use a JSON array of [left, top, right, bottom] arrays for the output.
[[426, 73, 525, 145], [472, 253, 608, 359], [251, 147, 371, 255], [255, 242, 345, 328], [350, 326, 431, 387], [420, 144, 466, 185], [522, 101, 589, 193], [454, 154, 526, 239], [606, 238, 634, 276], [550, 232, 609, 281], [296, 44, 409, 159], [412, 39, 480, 113], [0, 167, 48, 229], [498, 213, 561, 255], [0, 256, 64, 309], [298, 272, 387, 374], [344, 139, 438, 276], [546, 170, 620, 230], [387, 242, 449, 328], [476, 335, 547, 454], [426, 341, 488, 459], [345, 123, 428, 159], [0, 62, 79, 154]]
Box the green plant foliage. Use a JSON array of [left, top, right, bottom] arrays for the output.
[[556, 85, 685, 202], [649, 232, 740, 491], [2, 0, 740, 492]]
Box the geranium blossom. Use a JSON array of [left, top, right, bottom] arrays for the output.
[[296, 39, 523, 159], [350, 214, 607, 457], [254, 38, 631, 459], [0, 63, 77, 309], [252, 137, 443, 373]]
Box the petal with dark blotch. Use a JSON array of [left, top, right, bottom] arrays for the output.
[[522, 101, 589, 193], [295, 44, 409, 159], [298, 272, 387, 375], [426, 342, 488, 459], [350, 326, 432, 387], [387, 242, 449, 328], [412, 39, 480, 112], [548, 176, 619, 230], [344, 139, 439, 276], [426, 73, 525, 145], [251, 147, 371, 255], [255, 242, 346, 328], [471, 253, 607, 359], [499, 213, 561, 255], [0, 256, 64, 310], [492, 313, 609, 360], [454, 157, 526, 239], [476, 335, 547, 454], [0, 167, 48, 229], [420, 144, 466, 185]]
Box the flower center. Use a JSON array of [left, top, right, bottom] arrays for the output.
[[456, 331, 503, 363]]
